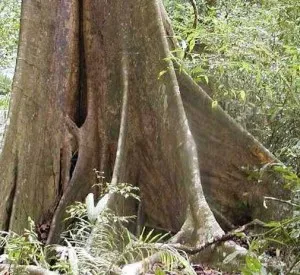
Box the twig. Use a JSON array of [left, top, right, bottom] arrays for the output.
[[189, 0, 199, 28], [264, 196, 299, 208]]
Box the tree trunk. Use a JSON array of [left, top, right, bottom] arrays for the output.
[[0, 0, 289, 248]]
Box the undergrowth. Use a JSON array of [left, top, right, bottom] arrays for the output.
[[0, 179, 196, 275]]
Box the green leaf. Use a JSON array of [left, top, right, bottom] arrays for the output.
[[155, 268, 166, 275], [158, 70, 168, 79], [245, 256, 262, 272], [212, 100, 218, 109], [239, 90, 246, 101]]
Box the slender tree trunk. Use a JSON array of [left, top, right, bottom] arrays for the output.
[[0, 0, 289, 249]]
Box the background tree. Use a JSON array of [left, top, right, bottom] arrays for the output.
[[0, 0, 20, 69], [0, 0, 20, 109]]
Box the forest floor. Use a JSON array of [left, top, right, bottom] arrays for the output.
[[192, 264, 240, 275]]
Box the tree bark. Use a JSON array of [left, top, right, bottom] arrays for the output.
[[0, 0, 289, 250]]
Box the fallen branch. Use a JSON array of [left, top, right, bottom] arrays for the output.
[[171, 219, 267, 255], [118, 220, 266, 274], [0, 220, 268, 275]]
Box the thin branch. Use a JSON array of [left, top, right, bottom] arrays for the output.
[[264, 196, 299, 208], [119, 219, 265, 275], [189, 0, 198, 28]]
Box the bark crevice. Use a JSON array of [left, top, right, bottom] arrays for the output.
[[76, 0, 87, 127], [4, 154, 18, 232]]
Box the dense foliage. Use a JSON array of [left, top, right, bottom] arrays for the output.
[[0, 0, 20, 69], [0, 0, 20, 109], [1, 183, 197, 275], [164, 0, 300, 273], [164, 0, 300, 173]]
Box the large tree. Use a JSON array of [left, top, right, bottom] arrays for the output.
[[0, 0, 289, 255]]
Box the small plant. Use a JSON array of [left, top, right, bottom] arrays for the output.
[[0, 217, 50, 275], [242, 164, 300, 274], [62, 175, 196, 275], [0, 176, 196, 274]]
